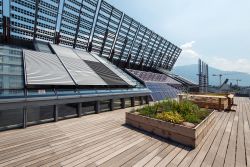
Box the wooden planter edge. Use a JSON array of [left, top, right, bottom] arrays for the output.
[[126, 110, 216, 148]]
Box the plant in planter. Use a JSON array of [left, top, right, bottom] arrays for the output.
[[135, 99, 210, 126], [126, 99, 216, 148]]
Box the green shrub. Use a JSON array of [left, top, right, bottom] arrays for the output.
[[183, 113, 200, 124], [155, 111, 184, 124], [136, 99, 210, 125]]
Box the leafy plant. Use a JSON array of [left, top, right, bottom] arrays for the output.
[[155, 111, 184, 124], [136, 99, 210, 125]]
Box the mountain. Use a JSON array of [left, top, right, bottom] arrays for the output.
[[173, 64, 250, 86]]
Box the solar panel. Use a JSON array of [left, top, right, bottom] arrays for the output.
[[113, 14, 139, 62], [91, 53, 136, 86], [5, 0, 181, 70], [59, 0, 99, 48], [10, 0, 59, 41], [84, 60, 128, 86], [23, 49, 75, 86], [91, 0, 123, 58], [50, 44, 107, 86], [73, 49, 99, 62]]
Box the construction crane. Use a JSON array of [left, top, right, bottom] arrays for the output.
[[212, 73, 234, 86], [228, 79, 242, 86]]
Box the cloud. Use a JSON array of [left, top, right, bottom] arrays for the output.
[[175, 41, 250, 74], [175, 41, 200, 66], [207, 57, 250, 74]]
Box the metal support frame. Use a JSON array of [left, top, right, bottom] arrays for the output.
[[139, 96, 143, 105], [125, 53, 132, 68], [77, 103, 82, 117], [155, 40, 168, 67], [157, 42, 171, 67], [164, 46, 177, 69], [5, 0, 181, 71], [132, 44, 142, 68], [95, 101, 100, 114], [100, 28, 109, 56], [145, 35, 159, 66], [121, 98, 125, 109], [131, 97, 135, 107], [22, 108, 27, 128], [73, 0, 84, 49], [117, 37, 128, 65], [91, 0, 123, 57], [33, 0, 39, 41], [109, 48, 115, 63], [148, 37, 163, 68], [110, 99, 114, 111], [138, 31, 153, 67], [54, 105, 58, 122], [145, 96, 149, 104], [3, 16, 10, 42], [132, 25, 147, 66]]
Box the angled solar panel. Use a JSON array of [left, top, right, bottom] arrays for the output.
[[72, 50, 129, 86], [73, 50, 99, 62], [23, 50, 75, 86], [91, 53, 136, 86], [50, 44, 107, 86]]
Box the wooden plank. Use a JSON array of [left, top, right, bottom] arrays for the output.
[[201, 111, 233, 167], [144, 144, 176, 167], [30, 129, 136, 167], [212, 112, 235, 167], [132, 143, 168, 167], [166, 147, 191, 167], [189, 111, 231, 167], [224, 104, 239, 167], [235, 101, 247, 167], [72, 136, 149, 167], [121, 141, 163, 167], [178, 112, 224, 167], [8, 129, 132, 167], [0, 97, 249, 167], [155, 145, 184, 167], [99, 137, 155, 167], [242, 100, 250, 167]]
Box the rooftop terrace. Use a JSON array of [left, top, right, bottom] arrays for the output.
[[0, 97, 249, 167]]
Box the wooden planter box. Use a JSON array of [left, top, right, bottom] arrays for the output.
[[126, 110, 216, 148], [178, 94, 231, 110]]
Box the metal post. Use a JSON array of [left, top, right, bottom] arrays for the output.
[[77, 103, 82, 117], [140, 96, 143, 105], [54, 105, 58, 122], [23, 108, 27, 128], [121, 98, 125, 109], [95, 101, 100, 114], [145, 96, 149, 104], [110, 99, 114, 111], [131, 97, 135, 107]]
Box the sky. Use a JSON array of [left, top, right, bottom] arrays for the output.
[[106, 0, 250, 74]]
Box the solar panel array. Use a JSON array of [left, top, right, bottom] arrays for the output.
[[10, 0, 59, 41], [91, 1, 123, 57], [4, 0, 181, 70], [59, 0, 99, 48], [112, 14, 139, 63], [127, 69, 181, 85], [146, 82, 181, 101], [126, 69, 182, 101], [24, 44, 134, 87], [24, 49, 75, 86]]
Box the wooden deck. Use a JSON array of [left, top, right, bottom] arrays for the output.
[[0, 97, 249, 167]]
